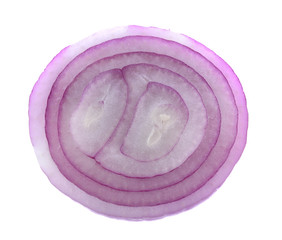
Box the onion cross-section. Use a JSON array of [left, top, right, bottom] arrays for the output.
[[29, 26, 248, 220]]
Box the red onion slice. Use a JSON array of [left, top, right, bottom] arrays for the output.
[[29, 26, 248, 220]]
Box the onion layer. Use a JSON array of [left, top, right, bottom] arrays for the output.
[[29, 26, 248, 220]]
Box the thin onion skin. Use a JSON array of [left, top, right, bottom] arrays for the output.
[[29, 26, 248, 220]]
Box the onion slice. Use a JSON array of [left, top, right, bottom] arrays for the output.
[[29, 26, 248, 220]]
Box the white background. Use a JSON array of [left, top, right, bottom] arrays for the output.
[[1, 0, 281, 239]]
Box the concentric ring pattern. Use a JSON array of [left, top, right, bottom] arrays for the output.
[[29, 26, 248, 220]]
